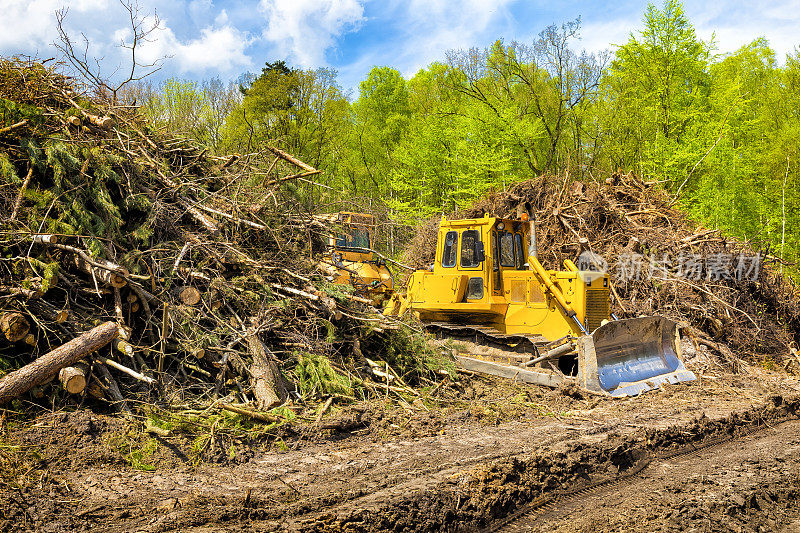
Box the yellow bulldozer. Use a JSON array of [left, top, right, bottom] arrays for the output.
[[317, 212, 394, 305], [384, 213, 695, 397]]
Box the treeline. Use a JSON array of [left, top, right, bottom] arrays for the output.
[[130, 0, 800, 266]]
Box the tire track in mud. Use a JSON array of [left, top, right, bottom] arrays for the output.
[[133, 420, 625, 532], [485, 413, 800, 532], [278, 421, 622, 523], [291, 396, 800, 533]]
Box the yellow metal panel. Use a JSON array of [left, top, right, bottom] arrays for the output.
[[529, 281, 545, 303], [509, 280, 526, 303]]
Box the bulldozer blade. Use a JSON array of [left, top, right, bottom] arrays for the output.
[[577, 317, 695, 397]]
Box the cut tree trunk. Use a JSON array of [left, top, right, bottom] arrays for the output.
[[73, 255, 128, 288], [246, 328, 289, 410], [59, 362, 88, 394], [1, 312, 31, 343], [177, 286, 201, 306], [95, 362, 132, 417], [0, 321, 118, 405], [86, 378, 105, 400], [87, 113, 114, 130], [114, 339, 134, 358]]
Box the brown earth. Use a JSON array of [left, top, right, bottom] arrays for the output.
[[507, 417, 800, 532], [3, 353, 800, 533]]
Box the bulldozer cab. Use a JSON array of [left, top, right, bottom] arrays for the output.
[[423, 215, 606, 340], [329, 212, 375, 261]]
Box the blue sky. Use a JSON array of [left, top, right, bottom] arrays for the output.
[[1, 0, 798, 97]]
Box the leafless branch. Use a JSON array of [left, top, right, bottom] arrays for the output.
[[53, 0, 170, 103]]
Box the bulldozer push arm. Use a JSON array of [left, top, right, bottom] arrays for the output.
[[527, 255, 588, 335], [385, 214, 695, 397]]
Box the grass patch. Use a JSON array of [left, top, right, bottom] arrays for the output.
[[142, 405, 294, 465], [106, 430, 159, 471], [0, 440, 45, 491]]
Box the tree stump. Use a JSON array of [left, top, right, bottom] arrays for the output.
[[246, 328, 289, 410]]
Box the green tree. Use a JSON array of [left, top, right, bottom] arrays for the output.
[[124, 77, 239, 153], [605, 0, 712, 183], [345, 67, 411, 197], [384, 62, 517, 219], [445, 21, 605, 177], [220, 62, 351, 205]]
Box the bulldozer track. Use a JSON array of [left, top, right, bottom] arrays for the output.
[[427, 322, 551, 356], [288, 420, 627, 524], [480, 414, 798, 532]]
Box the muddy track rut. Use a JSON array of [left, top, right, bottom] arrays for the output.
[[7, 373, 800, 532], [491, 416, 800, 532]]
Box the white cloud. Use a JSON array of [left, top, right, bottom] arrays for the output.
[[579, 18, 637, 55], [135, 15, 253, 74], [689, 1, 800, 59], [188, 0, 213, 16], [0, 0, 109, 52], [580, 2, 800, 62], [259, 0, 364, 67], [384, 0, 516, 78], [0, 0, 253, 78]]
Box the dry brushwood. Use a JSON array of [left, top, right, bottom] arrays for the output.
[[0, 58, 443, 424]]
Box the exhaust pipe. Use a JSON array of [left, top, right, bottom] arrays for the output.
[[528, 212, 537, 260]]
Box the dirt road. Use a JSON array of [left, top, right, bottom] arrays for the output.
[[5, 369, 800, 532]]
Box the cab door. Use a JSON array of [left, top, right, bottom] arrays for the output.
[[458, 228, 486, 302]]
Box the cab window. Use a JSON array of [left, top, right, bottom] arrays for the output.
[[500, 232, 515, 267], [460, 230, 482, 268], [442, 231, 457, 268], [335, 226, 370, 249], [352, 228, 370, 248], [514, 233, 525, 268]]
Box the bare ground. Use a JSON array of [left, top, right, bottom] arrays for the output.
[[3, 361, 800, 533], [509, 417, 800, 532]]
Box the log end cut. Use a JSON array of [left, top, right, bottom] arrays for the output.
[[1, 312, 31, 343], [59, 365, 87, 394]]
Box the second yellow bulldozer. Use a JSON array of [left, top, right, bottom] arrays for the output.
[[384, 213, 695, 397], [317, 212, 394, 305]]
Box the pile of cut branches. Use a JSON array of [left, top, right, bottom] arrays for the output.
[[0, 58, 448, 427], [404, 172, 800, 368]]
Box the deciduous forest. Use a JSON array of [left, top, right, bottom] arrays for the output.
[[126, 0, 800, 269]]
